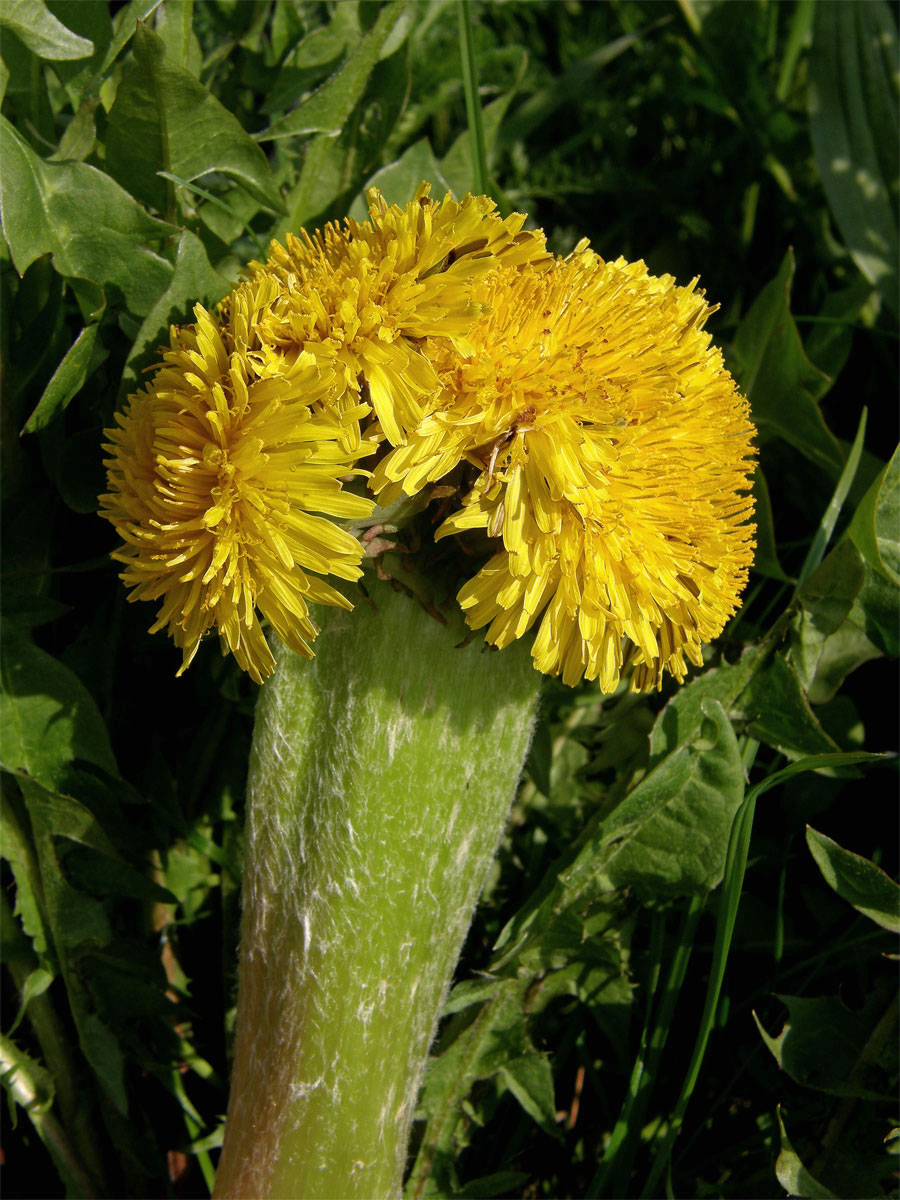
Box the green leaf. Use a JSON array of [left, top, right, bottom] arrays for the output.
[[803, 277, 875, 391], [751, 468, 791, 581], [0, 116, 175, 316], [594, 698, 745, 898], [756, 992, 895, 1101], [0, 0, 92, 60], [409, 980, 537, 1197], [22, 323, 103, 434], [349, 138, 451, 220], [153, 0, 202, 75], [498, 1053, 561, 1140], [259, 0, 408, 141], [731, 250, 844, 480], [498, 27, 651, 146], [524, 714, 552, 798], [795, 407, 867, 589], [848, 445, 900, 585], [443, 978, 506, 1017], [0, 782, 55, 968], [106, 22, 282, 214], [119, 229, 230, 398], [806, 827, 900, 932], [454, 1172, 530, 1199], [775, 1109, 838, 1199], [62, 843, 177, 905], [277, 129, 355, 234], [0, 589, 71, 630], [47, 0, 114, 105], [440, 85, 524, 199], [736, 654, 842, 761], [809, 0, 899, 316], [0, 620, 117, 784], [790, 540, 866, 689], [15, 777, 127, 1113], [48, 98, 99, 163], [808, 619, 883, 704], [7, 967, 55, 1037], [496, 699, 744, 964], [849, 557, 900, 658], [649, 638, 774, 760], [264, 1, 360, 116]]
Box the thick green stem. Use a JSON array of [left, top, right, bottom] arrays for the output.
[[214, 578, 541, 1199]]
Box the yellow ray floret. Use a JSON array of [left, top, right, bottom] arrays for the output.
[[373, 248, 757, 691], [100, 277, 376, 682], [246, 183, 550, 447]]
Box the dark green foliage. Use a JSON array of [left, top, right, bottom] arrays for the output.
[[1, 2, 897, 1197]]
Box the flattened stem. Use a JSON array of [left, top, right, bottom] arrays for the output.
[[214, 578, 540, 1199]]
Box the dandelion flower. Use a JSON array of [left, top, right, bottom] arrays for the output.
[[245, 183, 550, 448], [372, 247, 756, 691], [100, 276, 375, 682]]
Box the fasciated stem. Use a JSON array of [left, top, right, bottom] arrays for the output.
[[214, 578, 540, 1199]]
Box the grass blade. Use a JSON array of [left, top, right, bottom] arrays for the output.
[[796, 407, 868, 589], [588, 898, 702, 1198], [640, 747, 883, 1197], [457, 0, 488, 196]]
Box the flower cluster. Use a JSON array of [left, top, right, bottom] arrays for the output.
[[373, 248, 756, 690], [100, 278, 374, 682], [102, 185, 755, 689], [101, 185, 548, 680]]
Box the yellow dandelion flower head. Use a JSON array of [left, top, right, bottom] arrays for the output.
[[373, 247, 757, 691], [246, 182, 550, 447], [100, 276, 375, 682]]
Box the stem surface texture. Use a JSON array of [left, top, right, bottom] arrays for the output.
[[215, 579, 540, 1199]]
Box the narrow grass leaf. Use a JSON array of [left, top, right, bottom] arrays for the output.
[[796, 407, 867, 588], [641, 747, 882, 1198], [457, 0, 488, 195]]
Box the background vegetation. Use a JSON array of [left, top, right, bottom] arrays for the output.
[[1, 1, 897, 1197]]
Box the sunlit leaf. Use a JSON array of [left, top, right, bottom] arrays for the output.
[[737, 654, 842, 761], [806, 827, 900, 932], [848, 445, 900, 585], [809, 0, 899, 316], [0, 116, 174, 316], [106, 22, 282, 214], [119, 229, 230, 398], [499, 1053, 561, 1140], [0, 620, 117, 784], [0, 0, 92, 61], [349, 138, 450, 220], [22, 323, 105, 435], [775, 1109, 838, 1200], [731, 250, 844, 480], [259, 1, 409, 141], [790, 540, 866, 689]]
